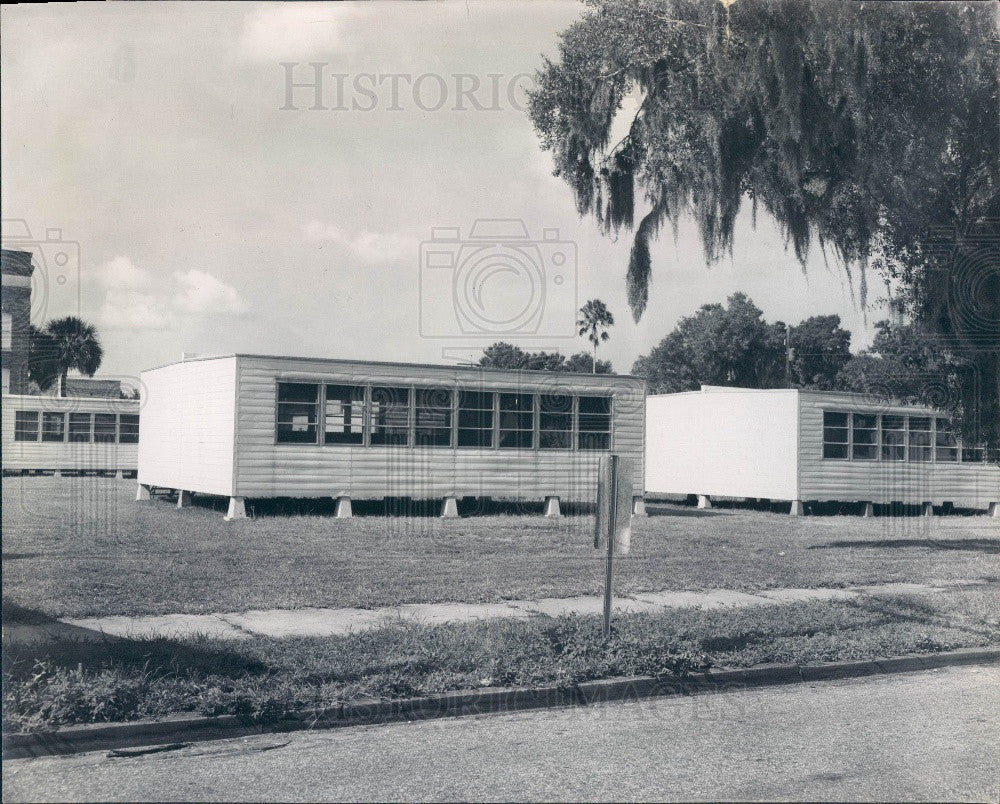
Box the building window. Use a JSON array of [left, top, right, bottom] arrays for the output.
[[14, 411, 38, 441], [1, 313, 11, 351], [822, 411, 849, 459], [578, 396, 611, 451], [68, 413, 93, 443], [94, 413, 117, 444], [41, 412, 66, 442], [851, 413, 878, 460], [457, 391, 494, 448], [908, 416, 933, 462], [539, 393, 573, 450], [324, 385, 365, 445], [880, 415, 906, 461], [276, 382, 319, 444], [414, 388, 453, 447], [935, 418, 958, 462], [119, 414, 139, 444], [962, 446, 985, 463], [499, 393, 534, 449], [370, 386, 410, 446]]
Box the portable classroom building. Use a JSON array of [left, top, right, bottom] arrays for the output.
[[2, 393, 140, 476], [645, 386, 999, 514], [137, 354, 646, 519]]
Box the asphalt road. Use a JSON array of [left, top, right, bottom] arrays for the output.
[[4, 666, 998, 802]]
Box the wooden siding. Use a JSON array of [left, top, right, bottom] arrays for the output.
[[233, 355, 645, 500], [645, 388, 800, 500], [798, 392, 1000, 507], [2, 394, 139, 472], [137, 357, 237, 495]]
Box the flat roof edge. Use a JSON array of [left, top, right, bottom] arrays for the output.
[[140, 353, 644, 382]]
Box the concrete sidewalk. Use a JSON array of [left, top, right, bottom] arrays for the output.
[[3, 579, 989, 646]]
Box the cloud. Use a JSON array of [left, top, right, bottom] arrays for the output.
[[92, 257, 166, 329], [94, 255, 151, 290], [303, 221, 417, 263], [239, 6, 343, 62], [172, 269, 249, 315], [98, 290, 168, 330]]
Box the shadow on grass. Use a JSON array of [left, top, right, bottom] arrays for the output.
[[645, 505, 731, 518], [808, 538, 1000, 554], [2, 599, 268, 680], [176, 493, 600, 519]]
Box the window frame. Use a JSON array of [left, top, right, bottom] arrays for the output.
[[322, 383, 367, 446], [822, 410, 850, 460], [457, 390, 496, 449], [68, 412, 93, 443], [271, 380, 618, 453], [577, 395, 613, 452], [539, 392, 574, 451], [851, 412, 879, 461], [119, 413, 139, 444], [413, 386, 455, 448], [275, 381, 321, 445], [369, 384, 412, 447], [41, 411, 67, 443], [498, 392, 536, 450], [14, 410, 39, 442], [93, 413, 118, 444], [820, 409, 980, 464]]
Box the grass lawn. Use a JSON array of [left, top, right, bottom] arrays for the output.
[[3, 477, 998, 618], [4, 589, 997, 732]]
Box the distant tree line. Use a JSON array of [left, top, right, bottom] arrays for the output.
[[629, 293, 980, 441], [478, 342, 613, 374]]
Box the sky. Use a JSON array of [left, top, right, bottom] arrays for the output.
[[1, 1, 880, 386]]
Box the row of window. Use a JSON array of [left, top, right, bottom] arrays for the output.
[[276, 382, 613, 450], [822, 411, 989, 463], [13, 411, 139, 444]]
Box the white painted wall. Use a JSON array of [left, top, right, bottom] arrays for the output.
[[138, 357, 237, 495], [645, 387, 800, 500]]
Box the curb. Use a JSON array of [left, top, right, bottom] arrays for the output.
[[4, 647, 997, 760]]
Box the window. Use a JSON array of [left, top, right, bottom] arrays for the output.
[[415, 388, 453, 446], [119, 414, 139, 444], [962, 446, 985, 463], [42, 412, 66, 442], [457, 391, 494, 448], [370, 386, 410, 446], [880, 414, 906, 461], [499, 393, 534, 449], [94, 413, 117, 443], [1, 313, 11, 351], [539, 393, 572, 449], [578, 396, 611, 451], [276, 383, 319, 444], [68, 413, 92, 443], [851, 414, 878, 460], [935, 418, 958, 462], [324, 385, 365, 445], [822, 411, 849, 459], [908, 416, 932, 462], [14, 411, 38, 441]]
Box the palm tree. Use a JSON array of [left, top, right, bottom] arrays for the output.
[[44, 316, 103, 397], [576, 299, 614, 374]]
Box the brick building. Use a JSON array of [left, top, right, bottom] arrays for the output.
[[1, 248, 34, 394]]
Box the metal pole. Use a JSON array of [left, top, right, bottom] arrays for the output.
[[603, 454, 618, 639]]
